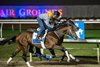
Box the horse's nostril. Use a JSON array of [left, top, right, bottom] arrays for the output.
[[77, 27, 79, 30]]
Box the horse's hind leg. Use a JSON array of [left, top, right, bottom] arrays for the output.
[[7, 46, 21, 64], [22, 45, 34, 67]]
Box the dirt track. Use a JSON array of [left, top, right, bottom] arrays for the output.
[[0, 57, 100, 67]]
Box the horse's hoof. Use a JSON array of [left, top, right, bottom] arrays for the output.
[[75, 59, 80, 62], [67, 59, 70, 63]]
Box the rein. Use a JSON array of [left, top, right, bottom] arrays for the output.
[[54, 30, 64, 39], [53, 20, 76, 39], [67, 21, 75, 37]]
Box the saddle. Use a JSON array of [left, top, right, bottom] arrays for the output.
[[32, 29, 48, 49]]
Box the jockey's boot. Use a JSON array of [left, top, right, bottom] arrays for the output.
[[36, 35, 42, 40]]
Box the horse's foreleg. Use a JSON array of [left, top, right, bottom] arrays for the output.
[[69, 53, 80, 62], [29, 45, 34, 53], [59, 53, 66, 62], [7, 46, 21, 64], [69, 53, 75, 60], [63, 49, 80, 62], [49, 49, 56, 58], [29, 45, 34, 62], [53, 45, 70, 62], [60, 48, 70, 62]]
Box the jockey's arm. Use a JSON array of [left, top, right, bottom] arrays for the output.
[[44, 18, 54, 28]]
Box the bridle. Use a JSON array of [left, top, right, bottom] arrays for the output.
[[67, 24, 75, 39], [54, 20, 78, 39], [67, 20, 79, 39]]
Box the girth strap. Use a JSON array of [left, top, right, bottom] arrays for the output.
[[54, 31, 64, 39]]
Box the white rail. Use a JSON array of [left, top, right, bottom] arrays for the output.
[[63, 39, 100, 43], [0, 19, 100, 24], [0, 19, 100, 38]]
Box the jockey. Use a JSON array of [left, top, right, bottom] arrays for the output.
[[36, 10, 61, 40], [34, 10, 62, 58]]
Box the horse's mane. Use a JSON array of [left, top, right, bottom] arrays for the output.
[[53, 21, 68, 31], [56, 19, 75, 28], [58, 21, 67, 26]]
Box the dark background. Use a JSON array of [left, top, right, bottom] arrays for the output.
[[0, 0, 100, 18], [0, 0, 100, 5]]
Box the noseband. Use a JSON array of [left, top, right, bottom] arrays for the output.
[[67, 20, 79, 39]]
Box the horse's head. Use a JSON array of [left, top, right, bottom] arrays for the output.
[[57, 19, 79, 39]]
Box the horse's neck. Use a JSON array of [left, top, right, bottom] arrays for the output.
[[54, 30, 64, 39]]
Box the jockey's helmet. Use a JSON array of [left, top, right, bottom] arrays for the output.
[[47, 11, 53, 18]]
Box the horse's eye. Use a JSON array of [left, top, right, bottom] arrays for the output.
[[69, 24, 72, 26]]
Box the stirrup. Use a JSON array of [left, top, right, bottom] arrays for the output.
[[36, 36, 42, 40]]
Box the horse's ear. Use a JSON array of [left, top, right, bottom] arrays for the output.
[[69, 19, 75, 25], [69, 19, 74, 23]]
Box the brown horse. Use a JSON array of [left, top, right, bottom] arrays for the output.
[[0, 20, 79, 67]]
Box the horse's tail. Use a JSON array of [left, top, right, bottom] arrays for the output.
[[0, 36, 16, 45]]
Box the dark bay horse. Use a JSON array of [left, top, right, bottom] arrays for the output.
[[0, 20, 79, 67]]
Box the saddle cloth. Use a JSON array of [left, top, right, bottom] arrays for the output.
[[32, 29, 48, 49]]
